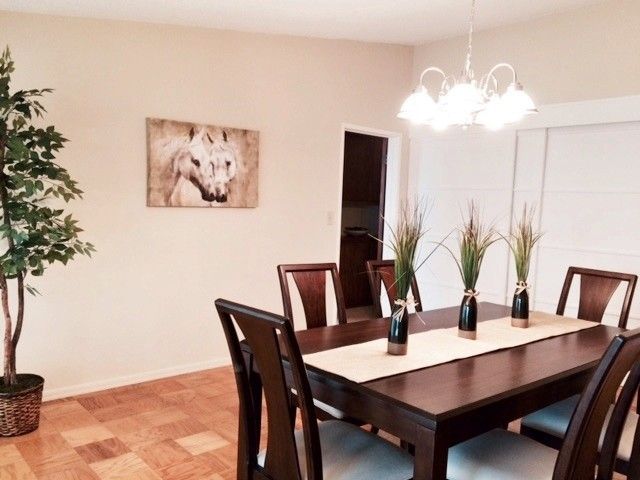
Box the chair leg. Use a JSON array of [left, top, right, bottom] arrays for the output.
[[370, 425, 379, 435]]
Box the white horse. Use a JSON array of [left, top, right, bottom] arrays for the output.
[[161, 127, 238, 206]]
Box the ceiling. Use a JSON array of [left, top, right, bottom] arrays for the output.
[[0, 0, 606, 45]]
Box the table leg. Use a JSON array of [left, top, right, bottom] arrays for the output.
[[413, 425, 448, 480]]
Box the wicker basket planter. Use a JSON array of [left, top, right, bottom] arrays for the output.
[[0, 374, 44, 437]]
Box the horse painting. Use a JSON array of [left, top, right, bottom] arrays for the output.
[[147, 118, 259, 207]]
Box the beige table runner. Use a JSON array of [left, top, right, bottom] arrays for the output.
[[302, 311, 599, 383]]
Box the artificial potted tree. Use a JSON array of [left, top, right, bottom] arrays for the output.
[[0, 47, 94, 436]]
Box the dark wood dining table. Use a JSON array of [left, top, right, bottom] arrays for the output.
[[241, 301, 623, 480]]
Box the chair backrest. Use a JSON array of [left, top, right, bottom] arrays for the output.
[[553, 328, 640, 480], [365, 259, 423, 318], [556, 267, 637, 328], [278, 263, 347, 329], [216, 299, 323, 480]]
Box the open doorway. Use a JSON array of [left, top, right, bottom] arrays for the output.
[[338, 130, 389, 320]]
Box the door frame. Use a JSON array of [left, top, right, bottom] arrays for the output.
[[335, 123, 403, 266]]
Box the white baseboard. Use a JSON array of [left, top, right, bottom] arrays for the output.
[[42, 356, 231, 401]]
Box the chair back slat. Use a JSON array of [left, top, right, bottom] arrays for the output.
[[556, 267, 637, 328], [366, 259, 423, 318], [278, 263, 347, 329], [216, 299, 323, 480], [553, 329, 640, 480]]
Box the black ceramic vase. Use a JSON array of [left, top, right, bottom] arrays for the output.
[[458, 292, 477, 340], [511, 285, 530, 328], [388, 304, 409, 355]]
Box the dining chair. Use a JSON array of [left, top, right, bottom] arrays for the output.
[[555, 267, 637, 328], [278, 263, 347, 329], [521, 267, 638, 469], [447, 328, 640, 480], [215, 299, 414, 480], [365, 259, 423, 318]]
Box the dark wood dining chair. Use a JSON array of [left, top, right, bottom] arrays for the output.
[[365, 259, 423, 318], [521, 267, 638, 466], [278, 263, 347, 329], [447, 328, 640, 480], [556, 266, 637, 328], [215, 299, 413, 480]]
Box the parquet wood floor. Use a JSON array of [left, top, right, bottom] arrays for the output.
[[0, 366, 626, 479]]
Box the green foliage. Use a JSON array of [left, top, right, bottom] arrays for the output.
[[374, 201, 431, 301], [0, 47, 95, 284], [504, 204, 543, 283], [447, 202, 497, 291]]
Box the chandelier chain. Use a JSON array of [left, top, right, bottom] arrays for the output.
[[464, 0, 476, 76]]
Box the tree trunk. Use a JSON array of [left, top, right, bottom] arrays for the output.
[[0, 138, 17, 386], [1, 274, 14, 386], [10, 272, 24, 383]]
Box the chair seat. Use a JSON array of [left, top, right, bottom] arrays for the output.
[[522, 395, 639, 462], [259, 420, 413, 480], [447, 428, 558, 480], [521, 395, 579, 438]]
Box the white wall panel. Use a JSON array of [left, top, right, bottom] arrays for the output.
[[410, 119, 640, 326]]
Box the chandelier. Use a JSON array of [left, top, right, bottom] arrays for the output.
[[398, 0, 537, 130]]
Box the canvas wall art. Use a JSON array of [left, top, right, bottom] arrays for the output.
[[147, 118, 259, 207]]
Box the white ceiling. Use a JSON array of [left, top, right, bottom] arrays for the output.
[[0, 0, 606, 45]]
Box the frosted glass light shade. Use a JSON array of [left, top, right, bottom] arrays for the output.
[[441, 82, 484, 126], [500, 83, 537, 123], [397, 85, 437, 123]]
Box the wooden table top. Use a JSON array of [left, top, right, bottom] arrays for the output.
[[295, 302, 623, 421]]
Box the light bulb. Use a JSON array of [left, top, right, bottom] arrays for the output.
[[397, 85, 437, 124]]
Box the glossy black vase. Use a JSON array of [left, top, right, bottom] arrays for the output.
[[388, 304, 409, 355], [511, 287, 530, 328], [458, 294, 477, 340]]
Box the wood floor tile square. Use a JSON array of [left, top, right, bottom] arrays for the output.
[[135, 440, 191, 470], [0, 444, 25, 466], [34, 461, 101, 479], [89, 452, 148, 478], [117, 426, 170, 452], [146, 380, 186, 396], [60, 425, 113, 448], [156, 418, 207, 440], [102, 416, 148, 438], [75, 392, 118, 412], [48, 411, 100, 432], [157, 456, 216, 480], [175, 431, 228, 456], [0, 460, 37, 479], [158, 390, 197, 406], [41, 401, 87, 420], [136, 407, 189, 428], [74, 438, 130, 464]]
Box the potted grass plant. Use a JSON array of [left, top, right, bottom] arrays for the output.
[[376, 201, 430, 355], [446, 202, 496, 340], [0, 47, 94, 436], [504, 204, 543, 327]]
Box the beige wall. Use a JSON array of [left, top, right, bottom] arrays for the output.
[[413, 0, 640, 105], [0, 11, 413, 397]]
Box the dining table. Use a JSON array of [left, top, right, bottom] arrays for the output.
[[240, 301, 623, 480]]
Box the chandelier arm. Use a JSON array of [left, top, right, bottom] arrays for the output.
[[485, 63, 518, 87], [418, 66, 447, 86], [480, 73, 498, 95]]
